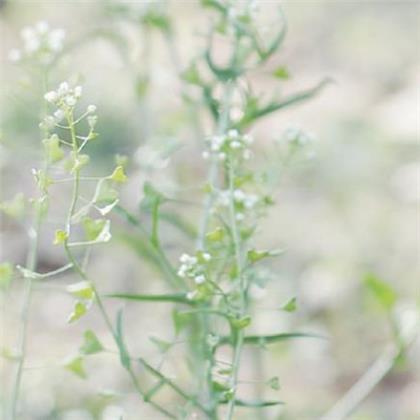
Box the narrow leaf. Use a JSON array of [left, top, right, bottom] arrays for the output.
[[107, 293, 195, 305]]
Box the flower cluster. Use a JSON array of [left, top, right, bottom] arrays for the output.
[[177, 252, 213, 300], [202, 129, 253, 161], [8, 21, 65, 65], [41, 82, 97, 131], [283, 126, 315, 147], [217, 188, 259, 221]]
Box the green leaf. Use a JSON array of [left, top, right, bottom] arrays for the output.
[[82, 217, 107, 241], [0, 263, 14, 288], [220, 399, 283, 407], [54, 229, 68, 245], [364, 273, 397, 311], [66, 281, 94, 300], [206, 227, 225, 242], [115, 309, 131, 370], [67, 301, 88, 323], [109, 165, 127, 183], [149, 336, 172, 353], [0, 193, 25, 219], [282, 297, 297, 313], [247, 249, 284, 263], [218, 332, 325, 346], [272, 66, 289, 79], [33, 169, 53, 192], [42, 134, 64, 163], [230, 315, 252, 330], [237, 78, 332, 129], [107, 293, 194, 305], [79, 330, 104, 355], [63, 356, 87, 379], [267, 376, 280, 390]]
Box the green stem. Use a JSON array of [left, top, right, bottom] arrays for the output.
[[225, 155, 246, 420]]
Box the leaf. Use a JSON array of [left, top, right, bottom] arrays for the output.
[[247, 249, 284, 263], [364, 273, 397, 311], [66, 281, 94, 300], [109, 165, 127, 183], [63, 356, 87, 379], [281, 297, 297, 313], [149, 336, 172, 353], [115, 309, 131, 370], [54, 229, 68, 245], [107, 293, 194, 305], [82, 217, 106, 241], [219, 399, 283, 407], [230, 315, 252, 330], [0, 263, 14, 288], [237, 78, 332, 129], [42, 134, 64, 163], [218, 332, 325, 346], [272, 66, 289, 79], [79, 330, 104, 355], [267, 376, 280, 390], [0, 193, 25, 219], [67, 301, 88, 323], [206, 227, 225, 242]]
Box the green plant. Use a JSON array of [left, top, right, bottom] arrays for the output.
[[4, 2, 416, 420]]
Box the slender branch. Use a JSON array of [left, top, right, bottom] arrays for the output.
[[320, 327, 419, 420]]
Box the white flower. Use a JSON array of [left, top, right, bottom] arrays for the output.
[[87, 104, 97, 114], [243, 134, 253, 144], [194, 275, 206, 285], [44, 91, 58, 103], [227, 129, 239, 138], [53, 109, 65, 121], [233, 189, 246, 202], [235, 213, 245, 221], [74, 86, 83, 98], [58, 82, 69, 95], [65, 96, 77, 107], [48, 29, 65, 51], [202, 252, 211, 261], [230, 141, 241, 149], [202, 151, 210, 160], [218, 152, 226, 161]]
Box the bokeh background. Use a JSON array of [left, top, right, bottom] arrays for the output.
[[1, 1, 419, 419]]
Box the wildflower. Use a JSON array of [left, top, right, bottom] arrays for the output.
[[87, 105, 97, 114], [10, 21, 66, 65]]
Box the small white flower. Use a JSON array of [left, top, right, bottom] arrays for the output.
[[202, 252, 211, 261], [180, 253, 190, 263], [227, 129, 239, 138], [53, 109, 65, 121], [65, 96, 77, 107], [186, 291, 196, 300], [233, 189, 246, 202], [230, 141, 241, 149], [218, 152, 226, 161], [202, 151, 210, 160], [243, 134, 253, 144], [87, 104, 96, 114], [235, 213, 245, 221], [58, 82, 69, 95], [74, 86, 83, 98], [194, 275, 206, 285], [25, 38, 40, 53], [21, 27, 35, 41]]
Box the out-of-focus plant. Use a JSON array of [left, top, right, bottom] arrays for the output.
[[0, 2, 351, 420]]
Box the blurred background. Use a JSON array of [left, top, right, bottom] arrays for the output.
[[0, 1, 419, 419]]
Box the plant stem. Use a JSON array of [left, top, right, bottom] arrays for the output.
[[320, 328, 419, 420], [225, 155, 246, 420], [10, 207, 42, 419]]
